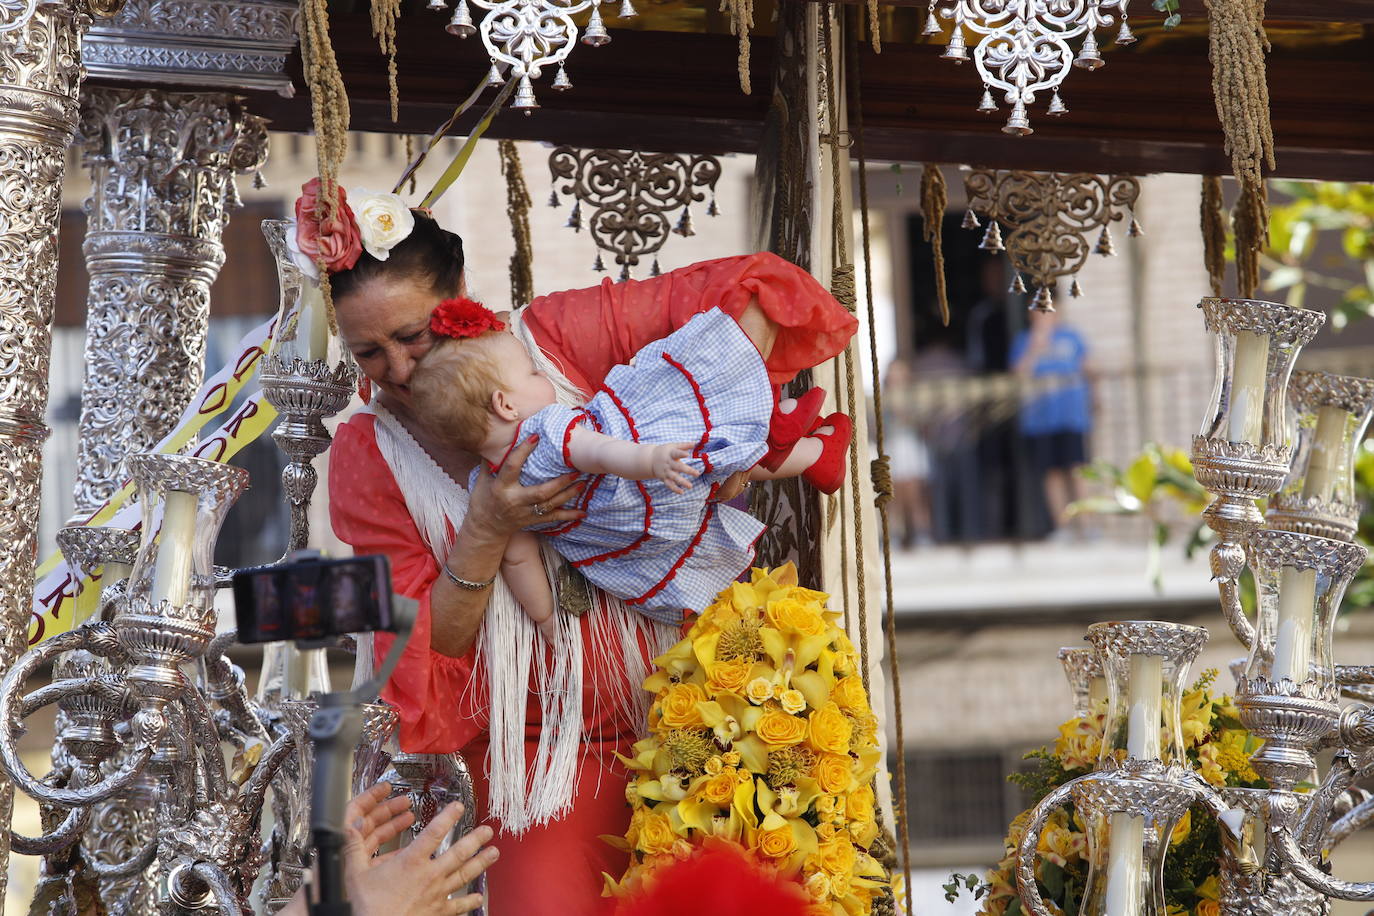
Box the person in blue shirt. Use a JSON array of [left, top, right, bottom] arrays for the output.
[[1010, 306, 1094, 536]]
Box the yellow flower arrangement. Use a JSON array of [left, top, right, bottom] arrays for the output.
[[606, 565, 890, 915]]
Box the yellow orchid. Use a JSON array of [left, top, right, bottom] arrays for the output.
[[1180, 687, 1215, 748], [1170, 809, 1192, 846], [697, 691, 762, 746]]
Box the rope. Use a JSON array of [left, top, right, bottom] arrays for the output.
[[1201, 174, 1227, 297], [920, 163, 951, 325], [498, 140, 535, 308], [720, 0, 754, 94], [298, 0, 351, 330], [849, 12, 913, 914]]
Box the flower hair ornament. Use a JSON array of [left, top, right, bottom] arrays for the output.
[[430, 298, 506, 339], [287, 179, 417, 281]]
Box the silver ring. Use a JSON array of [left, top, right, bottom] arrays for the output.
[[531, 502, 548, 517]]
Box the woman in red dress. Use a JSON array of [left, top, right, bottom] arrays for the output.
[[327, 212, 855, 915]]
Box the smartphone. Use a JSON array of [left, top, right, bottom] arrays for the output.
[[232, 554, 393, 644]]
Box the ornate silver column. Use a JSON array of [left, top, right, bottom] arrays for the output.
[[71, 88, 267, 513], [0, 0, 108, 900]]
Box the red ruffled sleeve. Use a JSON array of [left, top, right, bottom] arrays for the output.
[[521, 252, 857, 390], [328, 414, 487, 753]]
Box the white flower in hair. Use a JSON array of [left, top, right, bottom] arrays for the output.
[[351, 188, 416, 261]]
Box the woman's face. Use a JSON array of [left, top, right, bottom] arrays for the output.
[[335, 274, 463, 410]]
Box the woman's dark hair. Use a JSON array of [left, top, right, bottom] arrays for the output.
[[330, 210, 466, 303]]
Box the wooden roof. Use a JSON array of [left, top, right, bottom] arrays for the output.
[[206, 1, 1374, 179]]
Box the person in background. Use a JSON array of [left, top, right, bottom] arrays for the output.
[[1010, 305, 1094, 538], [880, 358, 931, 549]]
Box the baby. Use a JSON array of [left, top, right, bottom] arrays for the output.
[[410, 298, 851, 636]]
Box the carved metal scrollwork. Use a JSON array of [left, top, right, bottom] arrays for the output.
[[549, 146, 722, 280]]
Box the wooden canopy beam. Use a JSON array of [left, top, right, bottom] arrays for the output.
[[166, 6, 1374, 181]]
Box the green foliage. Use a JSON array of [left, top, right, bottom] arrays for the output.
[[1264, 181, 1374, 330], [1151, 0, 1182, 29]]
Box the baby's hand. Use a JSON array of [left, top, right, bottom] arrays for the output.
[[651, 443, 700, 494]]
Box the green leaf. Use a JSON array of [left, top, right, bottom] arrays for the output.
[[1040, 862, 1066, 901], [1163, 12, 1181, 27]]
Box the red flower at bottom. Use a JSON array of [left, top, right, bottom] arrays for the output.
[[430, 297, 506, 339]]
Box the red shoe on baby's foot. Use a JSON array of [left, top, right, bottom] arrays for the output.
[[801, 412, 853, 495], [760, 387, 828, 472]]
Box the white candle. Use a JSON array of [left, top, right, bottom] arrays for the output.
[[1228, 330, 1269, 444], [151, 490, 198, 607], [1274, 567, 1317, 683], [1125, 654, 1162, 760], [1104, 813, 1146, 916], [1088, 675, 1108, 710], [296, 284, 330, 362], [1301, 405, 1348, 500]]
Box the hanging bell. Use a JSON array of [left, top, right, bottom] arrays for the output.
[[977, 88, 997, 113], [511, 74, 539, 110], [1009, 273, 1027, 295], [707, 196, 720, 218], [548, 190, 560, 208], [1128, 216, 1144, 237], [592, 251, 606, 272], [979, 220, 1004, 252], [1046, 91, 1067, 116], [1002, 100, 1032, 137], [618, 0, 637, 17], [961, 208, 980, 230], [1031, 287, 1055, 311], [446, 0, 476, 37], [1070, 278, 1083, 298], [566, 200, 583, 232], [941, 30, 968, 62], [650, 258, 662, 278], [1094, 225, 1115, 256], [922, 9, 941, 35], [427, 0, 447, 10], [486, 63, 505, 86], [582, 7, 611, 46], [674, 207, 695, 237], [1115, 19, 1135, 45], [253, 171, 266, 190], [619, 262, 632, 282], [552, 65, 573, 91], [1074, 31, 1103, 70]]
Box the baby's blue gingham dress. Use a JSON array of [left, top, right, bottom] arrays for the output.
[[491, 308, 772, 625]]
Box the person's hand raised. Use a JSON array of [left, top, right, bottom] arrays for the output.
[[467, 435, 585, 537], [343, 781, 498, 916]]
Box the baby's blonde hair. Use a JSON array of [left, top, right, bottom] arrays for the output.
[[410, 332, 506, 453]]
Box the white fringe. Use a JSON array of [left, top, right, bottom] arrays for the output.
[[367, 318, 680, 834]]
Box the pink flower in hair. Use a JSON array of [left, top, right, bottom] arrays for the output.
[[294, 178, 363, 275]]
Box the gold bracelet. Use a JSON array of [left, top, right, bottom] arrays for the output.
[[441, 562, 495, 591]]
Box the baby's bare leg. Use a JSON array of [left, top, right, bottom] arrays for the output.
[[735, 297, 778, 361], [749, 436, 823, 481]]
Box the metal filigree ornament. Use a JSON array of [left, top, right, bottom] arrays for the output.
[[548, 146, 722, 280], [448, 0, 636, 109], [962, 169, 1140, 310], [926, 0, 1132, 135]]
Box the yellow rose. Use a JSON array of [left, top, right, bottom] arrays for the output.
[[815, 794, 837, 816], [813, 754, 853, 795], [816, 822, 837, 840], [1197, 902, 1220, 916], [704, 755, 724, 776], [708, 657, 752, 694], [807, 702, 853, 755], [736, 768, 753, 784], [638, 813, 675, 855], [756, 824, 797, 859], [626, 808, 645, 846], [701, 772, 736, 805], [818, 836, 856, 876], [659, 682, 706, 728], [766, 597, 828, 636], [779, 688, 807, 715], [831, 676, 868, 712], [722, 751, 741, 767], [804, 871, 831, 900], [847, 784, 876, 823], [757, 707, 808, 746], [850, 818, 879, 847], [746, 677, 775, 705]]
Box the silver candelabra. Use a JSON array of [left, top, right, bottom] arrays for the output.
[[1015, 296, 1374, 916]]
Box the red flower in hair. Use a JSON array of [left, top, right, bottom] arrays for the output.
[[295, 178, 363, 274], [430, 297, 507, 339]]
